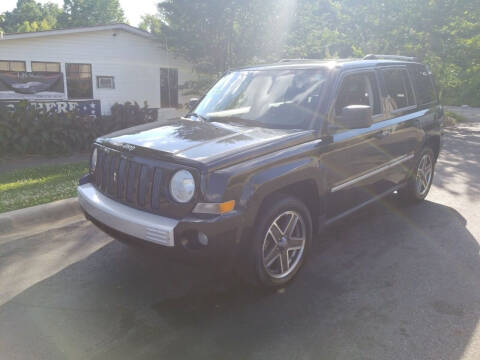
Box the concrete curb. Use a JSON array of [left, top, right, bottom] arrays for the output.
[[0, 198, 81, 236]]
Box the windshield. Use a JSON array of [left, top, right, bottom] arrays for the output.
[[193, 69, 328, 129]]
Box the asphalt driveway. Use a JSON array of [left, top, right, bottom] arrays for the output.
[[1, 120, 479, 360]]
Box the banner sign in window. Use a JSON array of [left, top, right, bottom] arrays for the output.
[[0, 100, 101, 117], [0, 72, 65, 100]]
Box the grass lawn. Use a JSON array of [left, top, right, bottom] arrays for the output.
[[0, 162, 88, 213]]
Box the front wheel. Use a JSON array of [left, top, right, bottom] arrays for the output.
[[399, 147, 435, 203], [242, 195, 312, 287]]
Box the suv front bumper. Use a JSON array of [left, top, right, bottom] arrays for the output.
[[78, 183, 178, 246], [77, 183, 244, 249]]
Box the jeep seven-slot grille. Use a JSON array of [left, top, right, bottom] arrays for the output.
[[94, 147, 165, 212]]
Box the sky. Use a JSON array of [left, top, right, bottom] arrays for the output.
[[0, 0, 159, 27]]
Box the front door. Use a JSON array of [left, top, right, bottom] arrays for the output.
[[160, 68, 179, 108], [323, 70, 390, 220]]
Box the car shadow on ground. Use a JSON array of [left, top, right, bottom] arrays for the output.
[[1, 196, 479, 360]]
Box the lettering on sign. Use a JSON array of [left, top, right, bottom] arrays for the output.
[[0, 100, 101, 117]]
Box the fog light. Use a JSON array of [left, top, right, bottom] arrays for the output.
[[198, 232, 209, 246], [180, 237, 189, 247]]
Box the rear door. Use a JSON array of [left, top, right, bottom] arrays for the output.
[[375, 66, 425, 185]]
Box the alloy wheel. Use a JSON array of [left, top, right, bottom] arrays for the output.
[[262, 210, 306, 279], [416, 153, 433, 196]]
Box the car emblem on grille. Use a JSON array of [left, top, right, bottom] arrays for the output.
[[122, 144, 135, 151]]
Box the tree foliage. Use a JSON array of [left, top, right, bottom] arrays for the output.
[[0, 0, 125, 33], [59, 0, 125, 28], [286, 0, 480, 106], [153, 0, 480, 106], [155, 0, 278, 73], [139, 14, 163, 34], [0, 0, 478, 105], [0, 0, 61, 33]]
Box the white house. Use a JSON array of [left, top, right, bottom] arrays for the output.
[[0, 24, 197, 117]]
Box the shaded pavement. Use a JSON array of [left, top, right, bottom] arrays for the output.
[[1, 118, 480, 360]]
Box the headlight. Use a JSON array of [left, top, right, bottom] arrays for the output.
[[169, 170, 195, 203], [91, 148, 98, 172]]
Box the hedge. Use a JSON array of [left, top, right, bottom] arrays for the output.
[[0, 101, 157, 156]]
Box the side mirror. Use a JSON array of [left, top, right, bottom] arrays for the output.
[[336, 105, 373, 129], [188, 98, 199, 111]]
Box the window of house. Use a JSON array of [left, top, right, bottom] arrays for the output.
[[66, 63, 93, 99], [382, 68, 415, 110], [160, 68, 179, 108], [335, 72, 381, 116], [0, 60, 26, 72], [32, 61, 61, 73], [410, 65, 437, 105], [97, 76, 115, 89]]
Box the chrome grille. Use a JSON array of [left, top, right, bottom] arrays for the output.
[[94, 147, 165, 212]]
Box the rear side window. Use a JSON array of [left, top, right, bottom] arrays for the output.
[[411, 65, 437, 105], [381, 68, 415, 111]]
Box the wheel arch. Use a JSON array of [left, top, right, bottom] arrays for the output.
[[256, 179, 323, 234]]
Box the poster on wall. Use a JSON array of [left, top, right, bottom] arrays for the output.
[[0, 72, 65, 100]]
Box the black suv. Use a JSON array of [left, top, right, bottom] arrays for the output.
[[78, 55, 443, 287]]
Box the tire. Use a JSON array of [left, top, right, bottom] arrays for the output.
[[240, 194, 312, 287], [399, 147, 435, 204]]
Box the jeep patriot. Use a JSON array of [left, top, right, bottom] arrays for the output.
[[78, 55, 443, 286]]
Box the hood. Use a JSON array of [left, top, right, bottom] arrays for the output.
[[98, 118, 312, 166]]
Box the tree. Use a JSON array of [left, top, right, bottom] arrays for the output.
[[0, 0, 61, 33], [58, 0, 125, 28], [157, 0, 276, 74], [154, 0, 479, 105], [139, 14, 163, 35], [1, 0, 478, 105], [284, 0, 480, 105], [0, 0, 126, 33]]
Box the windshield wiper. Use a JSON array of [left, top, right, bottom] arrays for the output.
[[185, 112, 208, 122], [209, 116, 266, 128]]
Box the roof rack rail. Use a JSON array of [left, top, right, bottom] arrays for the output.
[[363, 54, 417, 62], [278, 58, 322, 63]]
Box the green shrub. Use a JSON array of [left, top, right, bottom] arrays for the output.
[[0, 101, 158, 157], [105, 101, 157, 133], [444, 111, 468, 127]]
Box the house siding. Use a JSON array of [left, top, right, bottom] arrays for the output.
[[0, 29, 196, 116]]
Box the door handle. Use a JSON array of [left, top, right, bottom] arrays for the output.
[[375, 129, 391, 139]]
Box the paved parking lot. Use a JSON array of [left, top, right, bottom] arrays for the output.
[[1, 120, 479, 360]]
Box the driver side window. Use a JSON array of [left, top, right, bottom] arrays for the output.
[[335, 72, 380, 117]]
